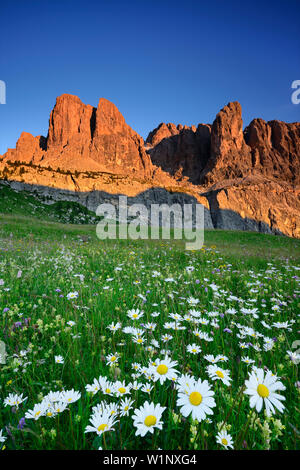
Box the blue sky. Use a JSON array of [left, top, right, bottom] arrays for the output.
[[0, 0, 299, 154]]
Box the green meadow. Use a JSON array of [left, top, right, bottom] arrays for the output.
[[0, 187, 299, 450]]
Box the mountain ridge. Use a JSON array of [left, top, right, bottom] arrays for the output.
[[0, 94, 299, 238]]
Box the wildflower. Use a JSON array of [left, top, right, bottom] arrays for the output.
[[119, 398, 135, 417], [107, 322, 122, 333], [132, 401, 166, 437], [106, 353, 120, 366], [150, 357, 179, 384], [244, 368, 286, 416], [177, 378, 216, 421], [216, 430, 234, 449], [187, 344, 201, 355], [61, 389, 81, 404], [4, 393, 27, 409], [207, 365, 232, 386], [25, 403, 47, 420], [85, 410, 118, 436], [114, 381, 132, 397], [127, 309, 144, 320], [67, 292, 79, 300], [55, 355, 64, 364], [141, 383, 154, 394]]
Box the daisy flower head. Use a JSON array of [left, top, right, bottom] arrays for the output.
[[216, 430, 234, 449], [132, 401, 166, 437], [52, 401, 68, 414], [86, 378, 101, 395], [114, 380, 132, 397], [67, 291, 79, 300], [207, 365, 232, 386], [85, 409, 118, 436], [187, 344, 202, 355], [131, 380, 143, 391], [150, 356, 178, 384], [141, 383, 154, 394], [187, 297, 200, 306], [161, 334, 173, 343], [4, 393, 27, 409], [204, 354, 219, 364], [241, 356, 255, 365], [99, 376, 114, 395], [107, 322, 122, 333], [144, 322, 157, 331], [119, 398, 135, 417], [177, 378, 216, 422], [244, 368, 286, 416], [132, 335, 145, 345], [176, 373, 196, 394], [127, 309, 144, 320], [61, 389, 81, 404], [216, 354, 229, 363], [106, 353, 120, 367], [55, 355, 64, 364], [25, 402, 48, 420]]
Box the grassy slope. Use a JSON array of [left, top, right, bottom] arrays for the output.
[[0, 187, 299, 450]]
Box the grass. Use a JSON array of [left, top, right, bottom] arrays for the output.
[[0, 188, 299, 451]]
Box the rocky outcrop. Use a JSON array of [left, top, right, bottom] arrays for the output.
[[199, 101, 253, 184], [146, 123, 211, 184], [201, 177, 300, 238], [244, 118, 300, 184], [2, 94, 154, 176], [90, 98, 152, 176], [4, 132, 46, 165], [0, 94, 299, 238]]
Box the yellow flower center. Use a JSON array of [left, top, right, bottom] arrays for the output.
[[118, 387, 126, 394], [97, 424, 108, 432], [110, 356, 116, 362], [189, 391, 203, 406], [105, 388, 111, 394], [35, 411, 41, 417], [137, 338, 143, 343], [257, 384, 269, 398], [133, 314, 138, 318], [124, 406, 129, 411], [144, 415, 157, 427], [156, 364, 168, 375], [221, 438, 228, 445], [216, 370, 224, 378]]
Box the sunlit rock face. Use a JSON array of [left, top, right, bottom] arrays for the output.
[[0, 95, 299, 238]]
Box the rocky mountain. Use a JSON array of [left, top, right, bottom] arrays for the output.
[[0, 94, 299, 238]]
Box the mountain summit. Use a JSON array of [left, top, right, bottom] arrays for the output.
[[0, 94, 299, 237]]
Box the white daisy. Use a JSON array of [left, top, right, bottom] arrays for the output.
[[207, 365, 232, 386], [149, 357, 178, 384], [85, 409, 118, 436], [244, 368, 286, 416], [216, 429, 234, 449], [177, 378, 216, 421], [132, 401, 166, 437]]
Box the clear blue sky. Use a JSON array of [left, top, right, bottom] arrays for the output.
[[0, 0, 299, 155]]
